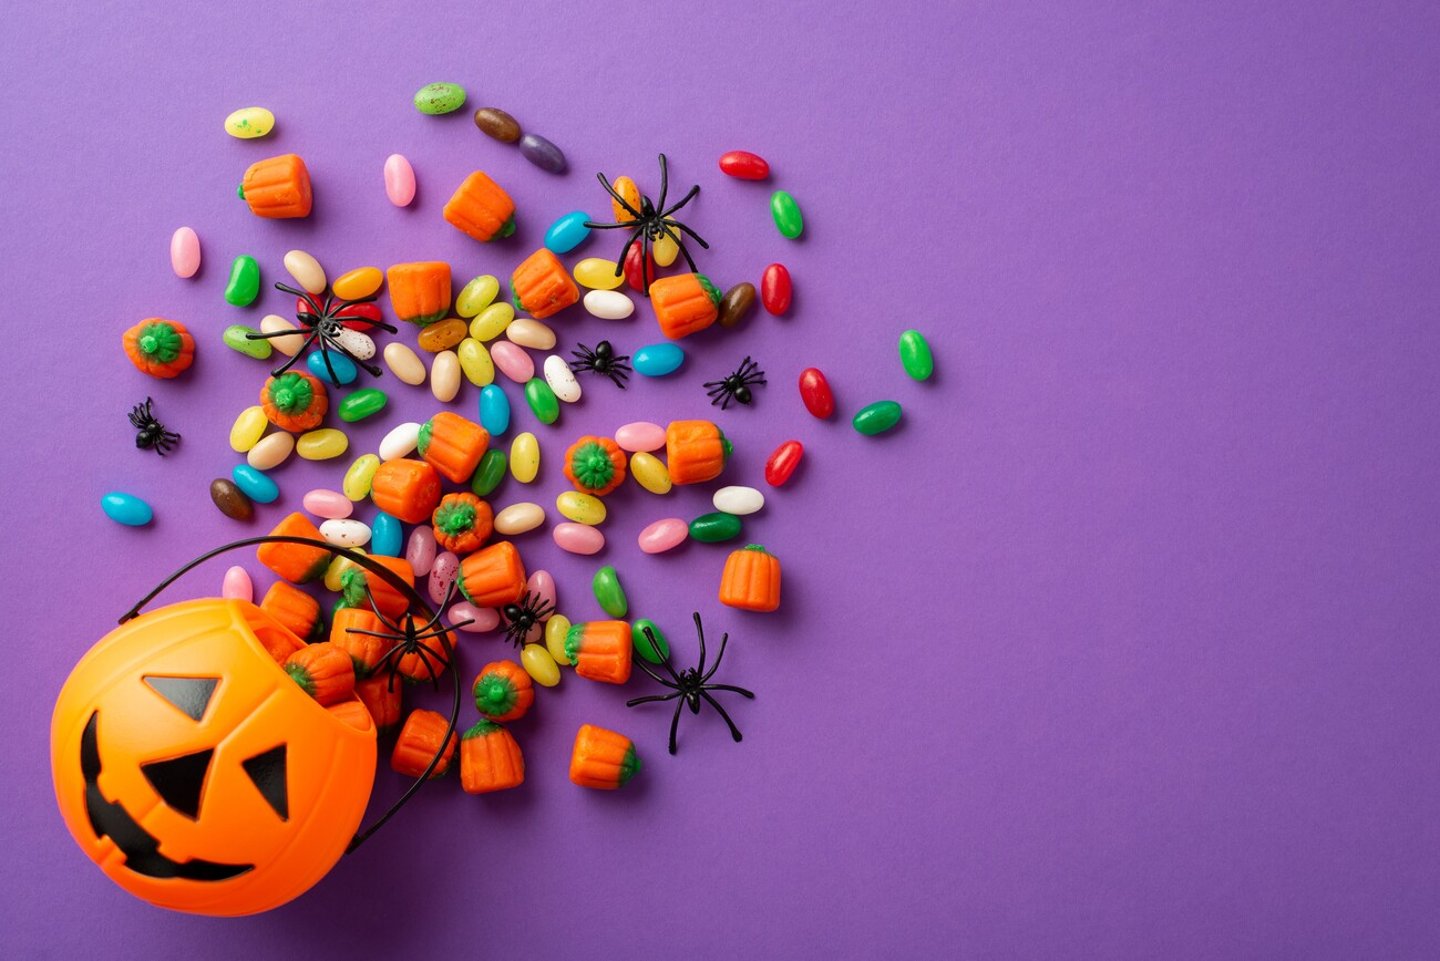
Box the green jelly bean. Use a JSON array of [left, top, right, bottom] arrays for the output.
[[592, 565, 628, 618], [770, 190, 804, 239], [470, 449, 508, 497], [898, 329, 934, 381], [631, 618, 670, 664], [222, 324, 271, 360], [338, 387, 388, 423], [224, 254, 261, 306], [853, 400, 903, 435], [524, 377, 560, 425], [414, 82, 466, 115], [689, 512, 743, 543]]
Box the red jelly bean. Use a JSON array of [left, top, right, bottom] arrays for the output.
[[798, 367, 834, 419], [336, 301, 384, 330], [765, 440, 804, 487], [761, 263, 791, 315], [718, 150, 770, 181], [623, 237, 655, 294]]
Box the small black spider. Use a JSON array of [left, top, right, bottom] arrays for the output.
[[626, 612, 756, 755], [584, 154, 710, 291], [342, 577, 469, 692], [246, 282, 398, 382], [704, 356, 766, 410], [569, 340, 631, 389], [128, 397, 180, 455], [499, 591, 556, 649]]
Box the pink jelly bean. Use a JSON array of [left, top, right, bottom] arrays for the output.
[[170, 226, 200, 278], [303, 488, 354, 519], [553, 522, 605, 555], [526, 569, 557, 614], [407, 526, 437, 577], [615, 421, 665, 452], [221, 565, 253, 601], [490, 340, 535, 383], [384, 153, 416, 207], [429, 551, 460, 604], [638, 517, 688, 554], [449, 601, 501, 633]]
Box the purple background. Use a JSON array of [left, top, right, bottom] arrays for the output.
[[3, 0, 1438, 957]]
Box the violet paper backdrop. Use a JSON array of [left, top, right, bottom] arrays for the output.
[[2, 1, 1439, 958]]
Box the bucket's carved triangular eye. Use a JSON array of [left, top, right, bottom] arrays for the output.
[[140, 749, 214, 819], [241, 745, 289, 821], [142, 676, 219, 722]]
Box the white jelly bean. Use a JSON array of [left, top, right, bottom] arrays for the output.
[[542, 355, 582, 403], [246, 431, 294, 470], [379, 422, 422, 461], [320, 518, 371, 548], [406, 526, 437, 576], [385, 342, 427, 385], [260, 314, 306, 356], [431, 350, 461, 402], [170, 226, 200, 278], [494, 502, 545, 536], [584, 289, 635, 320], [713, 485, 765, 515], [615, 421, 665, 452], [506, 318, 557, 350], [283, 249, 326, 294], [303, 488, 353, 519], [332, 327, 376, 360]]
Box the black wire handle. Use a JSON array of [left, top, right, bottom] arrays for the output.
[[120, 534, 463, 854]]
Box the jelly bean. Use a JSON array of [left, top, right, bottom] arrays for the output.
[[583, 289, 634, 320], [429, 551, 460, 604], [765, 440, 804, 487], [522, 644, 561, 687], [260, 314, 305, 355], [491, 340, 535, 383], [339, 387, 387, 423], [573, 258, 623, 290], [332, 327, 376, 360], [337, 301, 383, 332], [371, 512, 403, 557], [333, 266, 383, 301], [308, 350, 358, 386], [718, 282, 756, 329], [899, 329, 935, 381], [510, 432, 540, 483], [526, 569, 558, 611], [102, 491, 152, 527], [222, 565, 253, 602], [210, 478, 254, 521], [224, 106, 275, 139], [418, 317, 467, 353], [798, 367, 835, 419], [629, 452, 672, 495], [224, 325, 272, 360], [469, 302, 514, 341], [638, 518, 687, 554], [632, 342, 685, 377], [545, 210, 591, 254], [473, 106, 522, 143], [553, 522, 604, 555], [451, 601, 501, 633], [229, 406, 268, 453], [761, 263, 792, 315], [479, 384, 510, 436], [297, 428, 349, 460], [557, 491, 606, 526], [609, 424, 661, 455], [379, 422, 421, 461], [657, 231, 685, 269], [543, 355, 581, 403], [321, 518, 371, 548], [343, 453, 380, 501], [853, 400, 903, 435], [170, 226, 200, 278], [471, 449, 507, 497], [414, 82, 466, 115], [384, 342, 427, 385], [519, 132, 566, 173], [592, 565, 628, 617], [407, 526, 437, 576], [631, 618, 670, 663], [546, 613, 573, 665], [525, 378, 560, 424], [457, 274, 500, 318], [383, 153, 416, 206], [324, 552, 365, 593], [457, 338, 495, 387], [771, 190, 804, 239], [690, 512, 742, 543], [232, 463, 279, 504], [713, 485, 764, 515], [303, 488, 353, 519], [507, 318, 557, 350], [495, 502, 545, 536], [431, 350, 461, 402], [623, 238, 654, 293], [247, 431, 294, 471], [224, 254, 260, 306], [718, 150, 770, 180], [283, 249, 326, 294]]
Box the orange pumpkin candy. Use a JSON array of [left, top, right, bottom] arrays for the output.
[[386, 262, 452, 327], [649, 273, 721, 339], [391, 709, 457, 778], [457, 541, 527, 608], [443, 171, 517, 243], [258, 582, 325, 646], [718, 545, 783, 613], [665, 420, 732, 485], [569, 723, 641, 790], [240, 153, 313, 219], [260, 371, 329, 432], [337, 554, 415, 621], [283, 642, 356, 706], [370, 459, 442, 524], [355, 674, 403, 735], [432, 492, 493, 555], [472, 660, 533, 722], [257, 513, 332, 584], [563, 620, 632, 685], [329, 608, 389, 676], [563, 435, 627, 496], [460, 720, 525, 794], [511, 248, 579, 319], [418, 411, 490, 484], [123, 318, 195, 379]]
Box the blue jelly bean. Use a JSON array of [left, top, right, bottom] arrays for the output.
[[101, 491, 153, 526], [544, 210, 591, 254], [231, 464, 280, 504], [371, 512, 402, 557], [479, 384, 510, 436], [632, 342, 686, 377], [307, 350, 358, 386]]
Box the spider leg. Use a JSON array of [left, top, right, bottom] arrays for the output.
[[640, 229, 654, 290], [700, 692, 745, 743], [701, 630, 730, 682], [595, 171, 644, 222], [265, 332, 318, 377], [626, 692, 682, 707], [693, 612, 708, 676], [632, 657, 675, 687], [668, 698, 684, 755], [657, 184, 700, 220], [315, 337, 342, 386], [701, 683, 756, 699], [655, 154, 670, 213]]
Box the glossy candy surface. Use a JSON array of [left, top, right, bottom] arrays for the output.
[[297, 428, 349, 460], [342, 454, 380, 501], [761, 263, 792, 315], [638, 518, 688, 554], [379, 422, 421, 461], [224, 254, 260, 306], [333, 266, 383, 300], [573, 258, 623, 290], [518, 133, 566, 173], [414, 82, 466, 115], [224, 106, 275, 139], [246, 431, 294, 470], [495, 502, 545, 535], [591, 565, 628, 618], [525, 379, 559, 424], [284, 249, 326, 294], [469, 302, 514, 341], [631, 618, 670, 663], [470, 449, 507, 497], [371, 512, 402, 557], [457, 338, 494, 387], [853, 400, 903, 435], [229, 406, 268, 452], [545, 614, 573, 664], [473, 107, 522, 142], [384, 343, 426, 385], [332, 328, 375, 360], [221, 566, 253, 601], [430, 350, 461, 402], [629, 452, 672, 495], [170, 226, 200, 278], [232, 463, 279, 503], [798, 367, 835, 419], [307, 350, 358, 386], [544, 210, 591, 254], [765, 440, 804, 487], [224, 325, 271, 360], [652, 231, 679, 267], [428, 552, 460, 604], [303, 488, 352, 519], [260, 314, 305, 355], [491, 341, 534, 383], [320, 519, 370, 548], [718, 150, 770, 180], [479, 385, 511, 436], [713, 485, 765, 515], [418, 318, 467, 353], [771, 190, 804, 238], [616, 422, 664, 452], [557, 491, 606, 526], [899, 329, 935, 381], [522, 645, 561, 687], [510, 433, 540, 483], [383, 154, 416, 206], [689, 511, 743, 543], [406, 526, 437, 576], [583, 289, 634, 319], [338, 388, 386, 423], [543, 355, 581, 403], [450, 601, 499, 633], [718, 282, 756, 328], [553, 522, 604, 555], [507, 318, 556, 350], [102, 492, 153, 526], [632, 342, 685, 377], [456, 275, 500, 318], [210, 478, 254, 520]]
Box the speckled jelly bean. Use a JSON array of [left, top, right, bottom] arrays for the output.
[[615, 421, 664, 452], [431, 350, 461, 402], [557, 491, 606, 526], [507, 318, 556, 350], [469, 302, 514, 342], [631, 618, 671, 663], [379, 422, 421, 461], [384, 342, 426, 385], [525, 378, 559, 424], [495, 502, 545, 536], [406, 526, 437, 576], [336, 388, 385, 424], [303, 488, 352, 519], [229, 406, 268, 452], [853, 400, 903, 436], [428, 551, 460, 604], [771, 190, 804, 239], [690, 511, 742, 543], [632, 342, 685, 377], [260, 314, 305, 356], [224, 255, 261, 306], [210, 478, 254, 521], [102, 491, 153, 527], [761, 263, 792, 315], [591, 565, 627, 617], [247, 431, 294, 471], [629, 452, 672, 495], [308, 350, 358, 386], [491, 340, 535, 383], [713, 485, 764, 515], [284, 249, 326, 294], [583, 289, 634, 320], [522, 644, 561, 687], [898, 329, 935, 381], [297, 428, 349, 460], [799, 367, 835, 419], [457, 275, 500, 318], [718, 282, 757, 329], [170, 226, 200, 278], [451, 601, 501, 633], [543, 355, 581, 403], [333, 266, 383, 301], [519, 132, 566, 173], [332, 327, 376, 361], [638, 518, 687, 554], [546, 613, 573, 665], [371, 512, 402, 557], [383, 154, 416, 206], [222, 565, 253, 601], [473, 106, 522, 143], [418, 318, 468, 353], [510, 432, 540, 483], [544, 210, 591, 254], [456, 338, 495, 387], [343, 453, 380, 501], [321, 518, 371, 548], [414, 82, 466, 115], [479, 384, 510, 436], [470, 448, 507, 497], [573, 258, 623, 290], [223, 325, 271, 360], [553, 522, 604, 555], [224, 106, 275, 139], [765, 440, 804, 487], [232, 464, 279, 504]]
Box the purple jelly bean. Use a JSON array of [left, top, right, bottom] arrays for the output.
[[429, 551, 460, 604], [519, 133, 567, 174]]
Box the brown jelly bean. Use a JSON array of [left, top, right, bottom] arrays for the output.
[[417, 317, 468, 352], [718, 282, 757, 329], [210, 478, 254, 521], [473, 107, 522, 143]]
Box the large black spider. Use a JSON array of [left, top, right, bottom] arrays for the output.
[[499, 591, 556, 648], [704, 356, 767, 410], [626, 612, 755, 755], [584, 154, 709, 291], [127, 397, 180, 455], [245, 282, 397, 382], [341, 577, 470, 692], [569, 340, 631, 389]]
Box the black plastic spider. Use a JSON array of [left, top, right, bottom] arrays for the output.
[[341, 577, 470, 692], [245, 282, 397, 381], [626, 612, 755, 755], [500, 591, 556, 649], [584, 153, 710, 291], [569, 340, 631, 389], [704, 356, 767, 410], [127, 397, 180, 455]]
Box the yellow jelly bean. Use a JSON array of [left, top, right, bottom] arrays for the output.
[[343, 453, 381, 501], [521, 643, 561, 687], [545, 614, 572, 665], [573, 258, 624, 290], [332, 266, 383, 301], [224, 106, 275, 139], [653, 231, 680, 267], [510, 432, 540, 483], [630, 451, 672, 494], [468, 302, 514, 342], [556, 491, 606, 526], [229, 406, 268, 453], [297, 428, 349, 460], [456, 274, 500, 318], [456, 337, 495, 387], [323, 549, 366, 592]]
